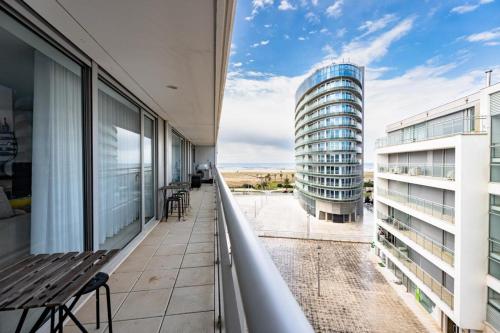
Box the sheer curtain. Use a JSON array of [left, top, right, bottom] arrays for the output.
[[98, 87, 141, 247], [31, 51, 83, 253]]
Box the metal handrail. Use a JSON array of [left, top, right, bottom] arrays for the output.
[[214, 168, 314, 333]]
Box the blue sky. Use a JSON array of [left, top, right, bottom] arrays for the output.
[[218, 0, 500, 164]]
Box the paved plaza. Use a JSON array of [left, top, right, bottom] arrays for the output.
[[233, 193, 373, 242], [260, 238, 433, 333]]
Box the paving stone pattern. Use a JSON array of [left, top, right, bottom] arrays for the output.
[[260, 238, 428, 333]]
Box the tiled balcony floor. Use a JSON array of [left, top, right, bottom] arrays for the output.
[[66, 185, 216, 333]]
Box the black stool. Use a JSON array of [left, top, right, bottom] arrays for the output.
[[166, 194, 184, 221], [51, 272, 112, 333]]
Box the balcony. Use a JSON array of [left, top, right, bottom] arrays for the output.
[[377, 235, 454, 309], [65, 178, 312, 332], [375, 116, 486, 148], [377, 187, 454, 223], [377, 163, 455, 180], [377, 211, 454, 266]]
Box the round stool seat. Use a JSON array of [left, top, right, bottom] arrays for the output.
[[80, 272, 109, 294]]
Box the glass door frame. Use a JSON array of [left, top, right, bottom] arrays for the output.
[[141, 110, 157, 226]]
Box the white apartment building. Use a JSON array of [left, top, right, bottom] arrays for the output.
[[374, 78, 500, 333]]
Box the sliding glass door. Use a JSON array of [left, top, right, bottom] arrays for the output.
[[143, 113, 155, 223], [97, 81, 141, 249], [0, 10, 84, 331], [172, 132, 182, 182]]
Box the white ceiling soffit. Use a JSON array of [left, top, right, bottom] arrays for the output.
[[23, 0, 235, 145]]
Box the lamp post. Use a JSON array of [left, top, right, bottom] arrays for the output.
[[317, 245, 321, 297]]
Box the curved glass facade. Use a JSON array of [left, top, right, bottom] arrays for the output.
[[294, 63, 364, 222]]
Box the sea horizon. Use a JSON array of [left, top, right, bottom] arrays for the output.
[[218, 162, 374, 172]]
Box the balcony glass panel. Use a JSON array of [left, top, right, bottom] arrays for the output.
[[377, 188, 455, 222], [377, 163, 455, 180]]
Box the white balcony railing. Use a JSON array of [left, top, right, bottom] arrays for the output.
[[214, 168, 314, 332]]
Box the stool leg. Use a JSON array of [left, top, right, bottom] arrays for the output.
[[59, 306, 64, 333], [50, 307, 55, 333], [96, 289, 100, 329], [104, 284, 113, 333], [177, 200, 181, 221]]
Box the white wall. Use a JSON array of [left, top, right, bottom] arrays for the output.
[[194, 145, 216, 167]]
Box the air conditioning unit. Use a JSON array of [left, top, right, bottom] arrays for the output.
[[446, 169, 455, 180]]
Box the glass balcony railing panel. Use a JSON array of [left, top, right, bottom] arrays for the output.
[[375, 116, 486, 148], [377, 163, 455, 180], [489, 239, 500, 280], [377, 188, 455, 223], [487, 304, 500, 332], [377, 212, 454, 266], [377, 236, 454, 309]]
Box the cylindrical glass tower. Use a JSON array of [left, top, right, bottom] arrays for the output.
[[294, 63, 364, 222]]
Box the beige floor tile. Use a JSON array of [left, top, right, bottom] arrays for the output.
[[160, 311, 214, 333], [142, 236, 164, 246], [155, 244, 187, 256], [64, 323, 107, 333], [185, 242, 213, 254], [163, 234, 191, 244], [130, 245, 158, 258], [166, 285, 214, 315], [146, 255, 183, 270], [107, 271, 141, 293], [133, 269, 178, 290], [181, 253, 214, 268], [189, 233, 213, 244], [115, 257, 150, 273], [106, 317, 163, 333], [114, 289, 171, 321], [73, 292, 127, 325], [176, 267, 214, 287]]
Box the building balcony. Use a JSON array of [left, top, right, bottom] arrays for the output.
[[295, 108, 362, 129], [377, 163, 455, 181], [376, 235, 454, 309], [376, 187, 454, 223], [295, 81, 363, 111], [377, 211, 454, 266], [375, 116, 486, 149]]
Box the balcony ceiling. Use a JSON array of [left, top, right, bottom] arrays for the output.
[[24, 0, 235, 145]]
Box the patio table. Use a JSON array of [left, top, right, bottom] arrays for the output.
[[0, 250, 118, 333]]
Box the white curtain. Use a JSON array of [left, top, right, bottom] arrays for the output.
[[98, 89, 141, 246], [31, 51, 83, 253]]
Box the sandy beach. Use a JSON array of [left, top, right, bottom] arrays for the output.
[[221, 169, 295, 187]]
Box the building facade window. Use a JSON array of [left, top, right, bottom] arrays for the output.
[[172, 132, 182, 182], [490, 195, 500, 279]]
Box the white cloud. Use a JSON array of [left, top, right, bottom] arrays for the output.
[[251, 40, 271, 48], [309, 30, 317, 34], [311, 0, 319, 5], [320, 28, 329, 34], [466, 27, 500, 43], [333, 17, 415, 66], [278, 0, 297, 10], [486, 41, 500, 46], [246, 0, 274, 20], [264, 24, 272, 28], [284, 34, 291, 39], [305, 11, 320, 23], [298, 36, 307, 41], [451, 0, 494, 14], [230, 43, 237, 56], [233, 62, 243, 67], [336, 27, 347, 37], [358, 14, 397, 37], [326, 0, 343, 18]]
